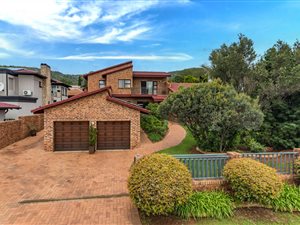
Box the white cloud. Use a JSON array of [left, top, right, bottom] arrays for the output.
[[0, 35, 34, 56], [54, 53, 193, 61], [0, 52, 10, 58], [0, 0, 188, 44]]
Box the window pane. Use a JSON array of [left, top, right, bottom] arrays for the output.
[[99, 80, 106, 88], [119, 80, 124, 88]]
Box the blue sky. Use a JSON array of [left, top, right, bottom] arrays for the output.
[[0, 0, 300, 74]]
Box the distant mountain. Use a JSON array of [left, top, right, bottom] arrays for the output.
[[0, 65, 81, 86], [169, 67, 209, 83]]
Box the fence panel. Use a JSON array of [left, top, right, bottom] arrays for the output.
[[174, 152, 298, 179], [242, 152, 298, 174], [174, 154, 229, 179]]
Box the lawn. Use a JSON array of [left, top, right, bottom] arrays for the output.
[[141, 208, 300, 225], [158, 129, 197, 154]]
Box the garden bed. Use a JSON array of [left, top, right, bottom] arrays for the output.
[[141, 208, 300, 225]]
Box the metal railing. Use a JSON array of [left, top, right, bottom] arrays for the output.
[[173, 152, 298, 180]]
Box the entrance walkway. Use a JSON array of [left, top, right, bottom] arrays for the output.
[[0, 122, 185, 225]]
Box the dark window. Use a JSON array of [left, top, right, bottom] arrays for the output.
[[99, 80, 106, 88], [141, 81, 158, 95], [119, 79, 131, 89], [39, 81, 42, 88]]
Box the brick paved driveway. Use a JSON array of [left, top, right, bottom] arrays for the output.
[[0, 123, 185, 225]]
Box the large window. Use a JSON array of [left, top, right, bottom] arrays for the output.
[[99, 80, 106, 88], [118, 79, 131, 89], [141, 81, 158, 94]]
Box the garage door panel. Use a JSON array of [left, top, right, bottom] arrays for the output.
[[54, 121, 89, 151], [97, 121, 130, 150]]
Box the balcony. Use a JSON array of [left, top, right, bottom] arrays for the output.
[[131, 87, 168, 95]]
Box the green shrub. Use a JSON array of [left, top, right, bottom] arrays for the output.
[[128, 154, 192, 216], [141, 114, 168, 142], [175, 191, 235, 219], [244, 137, 265, 152], [295, 158, 300, 182], [269, 184, 300, 212], [223, 158, 283, 203]]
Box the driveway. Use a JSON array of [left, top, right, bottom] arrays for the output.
[[0, 122, 185, 225]]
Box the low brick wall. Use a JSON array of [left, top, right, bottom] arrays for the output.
[[0, 114, 44, 149]]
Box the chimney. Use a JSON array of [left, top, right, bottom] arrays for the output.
[[40, 63, 52, 105]]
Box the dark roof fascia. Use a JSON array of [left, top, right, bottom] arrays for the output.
[[0, 96, 38, 103]]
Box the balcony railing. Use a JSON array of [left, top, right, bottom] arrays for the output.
[[131, 87, 168, 95]]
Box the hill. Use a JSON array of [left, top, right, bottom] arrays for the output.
[[169, 67, 209, 83], [0, 65, 80, 86]]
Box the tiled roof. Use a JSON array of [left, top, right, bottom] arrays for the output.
[[51, 79, 72, 88], [83, 61, 133, 79], [133, 71, 171, 78], [0, 102, 21, 109], [14, 69, 47, 79], [68, 88, 83, 97], [168, 83, 197, 92], [32, 86, 148, 114]]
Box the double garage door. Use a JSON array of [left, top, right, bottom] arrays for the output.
[[54, 121, 130, 151]]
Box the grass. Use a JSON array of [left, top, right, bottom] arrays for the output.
[[141, 208, 300, 225], [158, 129, 197, 154]]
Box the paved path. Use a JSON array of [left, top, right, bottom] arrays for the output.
[[0, 122, 185, 225]]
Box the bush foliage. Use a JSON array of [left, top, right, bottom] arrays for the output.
[[295, 158, 300, 182], [269, 184, 300, 212], [159, 80, 264, 151], [223, 158, 283, 203], [128, 154, 192, 216], [141, 103, 168, 142], [175, 191, 234, 219]]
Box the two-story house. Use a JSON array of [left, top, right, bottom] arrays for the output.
[[0, 64, 70, 120], [51, 79, 71, 102], [83, 61, 171, 107]]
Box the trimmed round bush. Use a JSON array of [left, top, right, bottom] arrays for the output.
[[128, 154, 192, 215], [223, 158, 283, 203]]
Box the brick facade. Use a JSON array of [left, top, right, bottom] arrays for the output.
[[87, 67, 133, 94], [44, 91, 141, 151], [0, 114, 44, 149]]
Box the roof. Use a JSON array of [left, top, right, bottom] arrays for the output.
[[0, 102, 21, 110], [112, 94, 167, 102], [32, 86, 149, 114], [68, 88, 83, 97], [168, 83, 197, 92], [51, 79, 72, 88], [133, 71, 171, 78], [83, 61, 133, 79], [14, 69, 47, 79]]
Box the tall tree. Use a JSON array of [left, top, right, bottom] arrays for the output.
[[209, 34, 256, 92]]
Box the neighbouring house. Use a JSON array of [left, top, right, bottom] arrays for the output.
[[0, 102, 21, 121], [83, 61, 171, 107], [0, 64, 70, 119], [32, 86, 149, 151], [168, 82, 197, 92], [68, 86, 84, 98], [51, 79, 71, 102]]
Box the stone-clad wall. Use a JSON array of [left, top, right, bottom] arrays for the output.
[[0, 114, 44, 149], [44, 91, 140, 151], [88, 67, 133, 94]]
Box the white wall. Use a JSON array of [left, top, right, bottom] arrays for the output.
[[0, 73, 6, 96], [3, 101, 38, 119]]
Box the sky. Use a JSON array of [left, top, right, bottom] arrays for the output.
[[0, 0, 300, 74]]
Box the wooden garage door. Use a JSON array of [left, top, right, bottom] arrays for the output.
[[97, 121, 130, 150], [54, 121, 89, 151]]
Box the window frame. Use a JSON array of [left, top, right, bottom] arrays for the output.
[[118, 79, 131, 89], [99, 80, 106, 89]]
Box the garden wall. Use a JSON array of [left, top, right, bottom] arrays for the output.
[[0, 114, 44, 149]]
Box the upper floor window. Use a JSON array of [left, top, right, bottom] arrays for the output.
[[99, 80, 106, 88], [119, 79, 131, 89], [39, 81, 42, 88]]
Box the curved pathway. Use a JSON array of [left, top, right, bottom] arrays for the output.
[[0, 122, 186, 225]]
